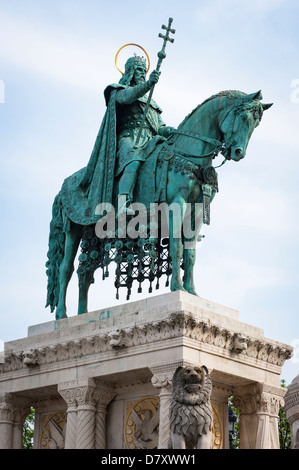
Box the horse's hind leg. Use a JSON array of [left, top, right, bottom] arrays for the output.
[[78, 274, 93, 315], [56, 223, 82, 320]]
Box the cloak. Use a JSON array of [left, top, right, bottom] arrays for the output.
[[60, 84, 163, 226], [60, 87, 119, 226]]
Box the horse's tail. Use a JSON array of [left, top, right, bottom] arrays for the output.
[[45, 192, 67, 312]]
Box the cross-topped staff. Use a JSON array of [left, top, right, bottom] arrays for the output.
[[135, 18, 175, 146]]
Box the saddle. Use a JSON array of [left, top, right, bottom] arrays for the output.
[[134, 140, 218, 224]]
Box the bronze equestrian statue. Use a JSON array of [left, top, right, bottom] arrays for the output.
[[45, 20, 272, 319]]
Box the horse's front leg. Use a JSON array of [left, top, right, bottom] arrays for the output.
[[56, 223, 82, 320], [168, 199, 186, 293], [170, 237, 185, 292], [183, 244, 197, 295], [182, 204, 202, 296], [183, 188, 217, 295]]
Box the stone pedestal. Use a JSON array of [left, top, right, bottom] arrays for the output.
[[284, 375, 299, 449], [0, 291, 293, 449]]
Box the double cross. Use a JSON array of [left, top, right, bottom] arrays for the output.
[[157, 18, 175, 70], [135, 18, 175, 146]]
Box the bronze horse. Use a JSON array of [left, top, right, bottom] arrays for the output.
[[46, 90, 272, 319]]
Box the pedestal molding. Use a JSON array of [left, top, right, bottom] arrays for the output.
[[1, 311, 293, 376]]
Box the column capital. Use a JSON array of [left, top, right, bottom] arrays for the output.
[[93, 387, 116, 412], [0, 393, 31, 423], [233, 383, 285, 417], [58, 377, 96, 409], [0, 393, 14, 422]]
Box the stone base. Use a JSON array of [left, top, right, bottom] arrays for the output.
[[0, 291, 293, 449]]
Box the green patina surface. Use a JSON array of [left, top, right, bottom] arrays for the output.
[[45, 19, 272, 320]]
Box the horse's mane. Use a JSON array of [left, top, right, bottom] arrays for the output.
[[178, 90, 247, 129]]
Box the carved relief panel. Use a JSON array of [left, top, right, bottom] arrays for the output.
[[39, 411, 66, 449], [124, 396, 223, 449]]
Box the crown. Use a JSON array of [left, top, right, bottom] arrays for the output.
[[125, 55, 147, 70], [115, 44, 150, 75]]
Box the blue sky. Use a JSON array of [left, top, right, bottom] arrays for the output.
[[0, 0, 298, 384]]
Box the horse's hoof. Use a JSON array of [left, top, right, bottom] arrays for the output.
[[55, 309, 67, 320], [187, 290, 199, 297], [78, 309, 87, 315], [171, 283, 187, 293], [184, 286, 199, 296]]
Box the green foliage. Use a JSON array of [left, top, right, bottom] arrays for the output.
[[228, 396, 240, 449], [279, 380, 291, 449], [22, 407, 35, 449]]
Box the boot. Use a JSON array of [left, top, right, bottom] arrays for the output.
[[117, 195, 135, 217], [117, 162, 140, 217]]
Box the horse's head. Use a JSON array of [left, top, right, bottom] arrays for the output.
[[220, 90, 272, 161]]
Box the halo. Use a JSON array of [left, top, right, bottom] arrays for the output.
[[115, 43, 150, 75]]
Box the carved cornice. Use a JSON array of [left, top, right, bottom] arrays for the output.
[[0, 311, 293, 375]]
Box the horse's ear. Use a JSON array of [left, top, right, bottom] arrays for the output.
[[262, 102, 273, 111], [245, 90, 263, 101]]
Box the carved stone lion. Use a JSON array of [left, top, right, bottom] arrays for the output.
[[169, 365, 213, 449]]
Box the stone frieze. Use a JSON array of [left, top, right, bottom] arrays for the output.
[[0, 311, 293, 374]]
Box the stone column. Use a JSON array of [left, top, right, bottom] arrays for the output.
[[58, 378, 96, 449], [75, 379, 96, 449], [58, 384, 77, 449], [0, 394, 14, 449], [0, 394, 30, 449], [151, 366, 176, 449], [284, 375, 299, 449], [93, 388, 116, 449], [233, 383, 285, 449], [11, 401, 31, 449]]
